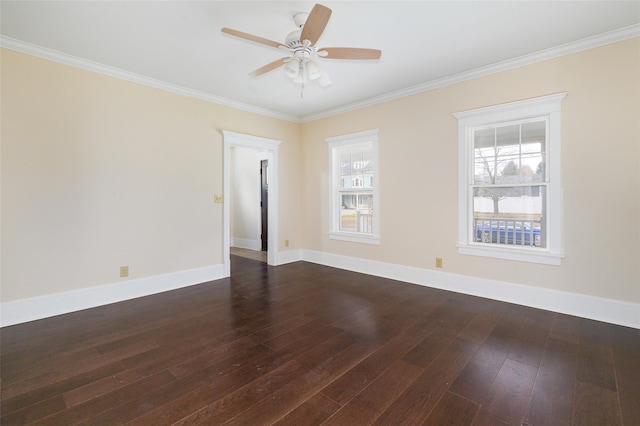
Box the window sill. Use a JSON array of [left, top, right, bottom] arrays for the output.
[[458, 243, 562, 265], [329, 232, 380, 245]]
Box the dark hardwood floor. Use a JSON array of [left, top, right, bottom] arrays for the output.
[[1, 255, 638, 425]]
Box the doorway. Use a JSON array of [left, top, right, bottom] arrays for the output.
[[260, 159, 268, 252], [222, 131, 281, 277]]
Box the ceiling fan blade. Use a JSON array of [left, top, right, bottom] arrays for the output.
[[299, 4, 332, 45], [318, 47, 382, 60], [250, 58, 288, 76], [221, 27, 285, 49]]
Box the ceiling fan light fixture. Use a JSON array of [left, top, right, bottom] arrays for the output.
[[283, 57, 300, 78], [293, 63, 307, 84], [306, 60, 322, 80]]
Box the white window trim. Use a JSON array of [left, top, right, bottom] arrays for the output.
[[453, 93, 567, 265], [326, 129, 380, 245]]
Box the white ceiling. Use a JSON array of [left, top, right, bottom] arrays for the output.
[[2, 1, 639, 121]]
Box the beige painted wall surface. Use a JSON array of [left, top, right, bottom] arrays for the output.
[[302, 38, 640, 303], [1, 48, 301, 302], [230, 147, 261, 243]]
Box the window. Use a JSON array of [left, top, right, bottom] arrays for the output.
[[454, 93, 566, 265], [326, 129, 379, 244]]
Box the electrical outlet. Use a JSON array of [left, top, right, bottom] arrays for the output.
[[435, 258, 443, 268], [214, 194, 223, 203], [120, 265, 129, 278], [285, 239, 289, 247]]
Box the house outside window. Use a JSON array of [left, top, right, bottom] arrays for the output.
[[454, 93, 566, 265], [326, 129, 379, 244]]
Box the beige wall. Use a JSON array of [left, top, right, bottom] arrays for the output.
[[302, 38, 640, 304], [1, 48, 301, 302], [230, 146, 261, 243]]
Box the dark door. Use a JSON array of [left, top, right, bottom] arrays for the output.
[[260, 160, 268, 251]]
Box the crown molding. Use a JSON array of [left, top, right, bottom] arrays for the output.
[[0, 36, 301, 123], [3, 23, 639, 124], [300, 23, 640, 122]]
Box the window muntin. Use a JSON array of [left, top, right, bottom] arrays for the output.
[[454, 93, 566, 265], [327, 130, 379, 244]]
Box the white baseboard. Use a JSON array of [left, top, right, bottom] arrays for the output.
[[274, 249, 302, 266], [4, 251, 637, 330], [1, 264, 225, 327], [301, 249, 640, 329], [231, 238, 261, 251]]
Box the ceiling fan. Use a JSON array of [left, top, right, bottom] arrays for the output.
[[221, 3, 382, 89]]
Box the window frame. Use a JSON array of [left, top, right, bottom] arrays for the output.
[[454, 93, 566, 265], [326, 129, 380, 245]]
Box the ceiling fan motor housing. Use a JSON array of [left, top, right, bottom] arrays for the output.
[[286, 30, 315, 60]]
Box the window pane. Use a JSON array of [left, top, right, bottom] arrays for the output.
[[341, 194, 357, 209], [474, 128, 501, 184], [339, 144, 373, 190], [340, 191, 373, 233], [495, 124, 520, 147], [358, 194, 373, 210], [474, 121, 546, 185], [521, 121, 546, 183], [336, 142, 374, 235], [340, 207, 357, 232], [473, 185, 546, 247], [493, 125, 520, 184], [521, 120, 546, 143], [339, 148, 351, 189]]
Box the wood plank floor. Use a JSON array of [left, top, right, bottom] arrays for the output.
[[229, 247, 267, 263], [1, 256, 638, 425]]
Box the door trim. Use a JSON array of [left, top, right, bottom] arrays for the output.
[[222, 131, 281, 276]]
